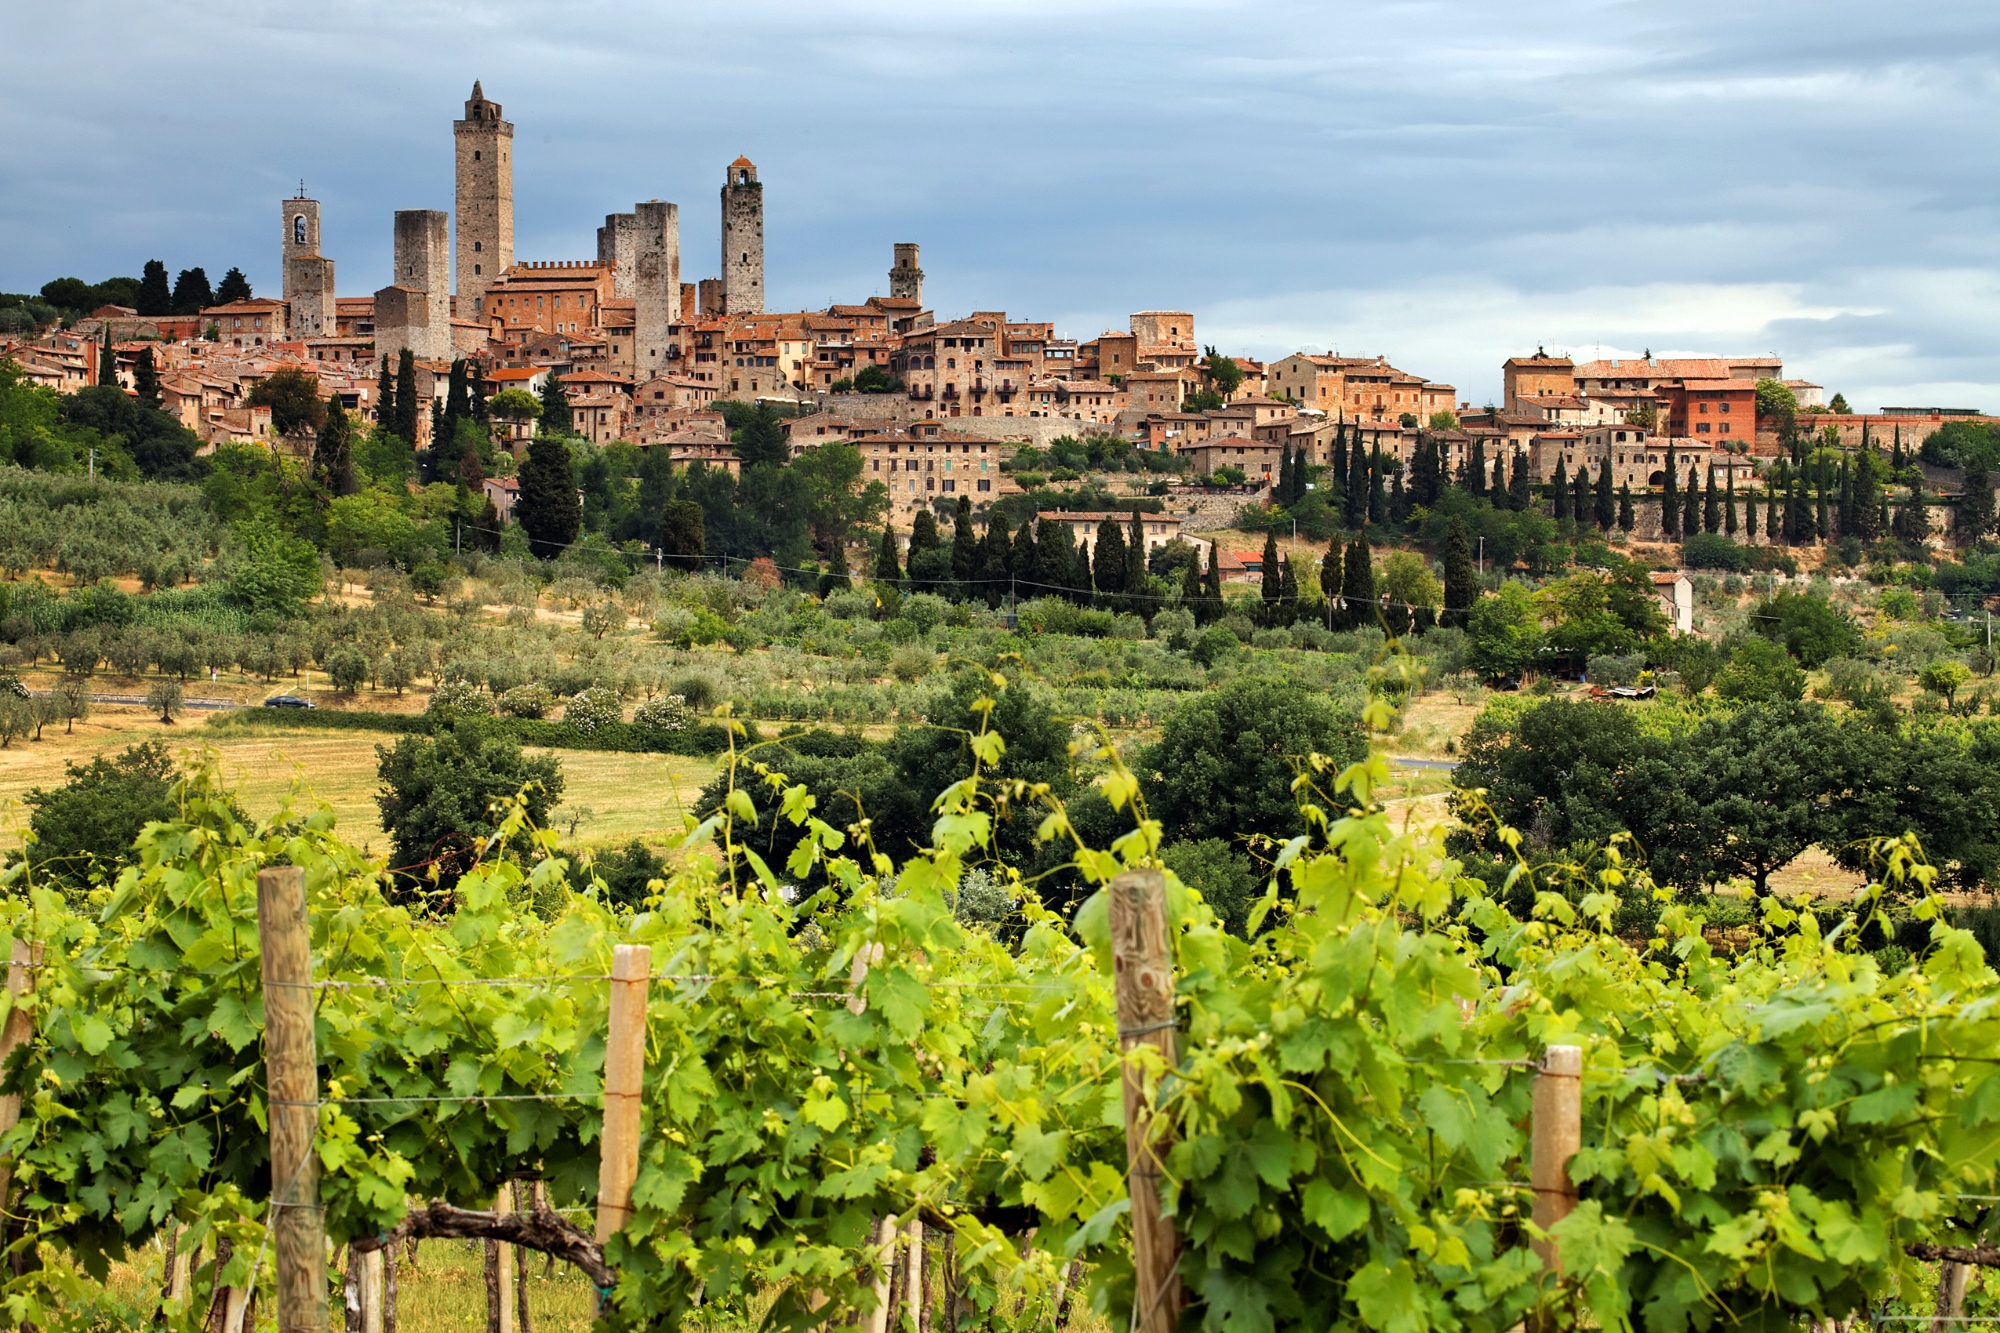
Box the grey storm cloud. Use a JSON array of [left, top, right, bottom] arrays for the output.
[[2, 0, 1995, 408]]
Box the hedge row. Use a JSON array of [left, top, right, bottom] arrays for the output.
[[205, 707, 731, 757]]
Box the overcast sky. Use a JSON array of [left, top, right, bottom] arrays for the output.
[[4, 0, 1996, 409]]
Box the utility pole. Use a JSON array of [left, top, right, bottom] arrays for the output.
[[454, 520, 461, 556], [1477, 535, 1484, 577]]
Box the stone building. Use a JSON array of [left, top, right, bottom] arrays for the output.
[[720, 157, 764, 316], [454, 81, 514, 318], [1501, 351, 1574, 411], [890, 243, 923, 305], [633, 200, 682, 379], [280, 194, 336, 339], [596, 212, 636, 298], [376, 209, 451, 362]]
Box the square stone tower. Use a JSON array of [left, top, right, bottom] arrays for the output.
[[454, 80, 514, 318], [381, 209, 451, 361], [633, 200, 682, 377], [721, 157, 764, 316], [596, 212, 637, 299], [281, 194, 336, 338], [890, 243, 923, 305]]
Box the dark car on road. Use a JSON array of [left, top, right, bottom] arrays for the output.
[[263, 695, 316, 709]]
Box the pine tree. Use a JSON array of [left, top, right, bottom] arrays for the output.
[[215, 268, 252, 303], [1595, 459, 1615, 531], [136, 260, 171, 316], [170, 267, 213, 316], [1093, 517, 1129, 609], [377, 356, 397, 437], [1466, 436, 1487, 497], [875, 524, 903, 586], [1368, 452, 1388, 524], [97, 336, 116, 388], [394, 350, 419, 446], [1703, 464, 1720, 534], [1661, 443, 1680, 537], [951, 496, 978, 587], [133, 347, 160, 411], [1683, 465, 1700, 537], [312, 395, 355, 496], [540, 373, 572, 437], [1442, 514, 1477, 629], [1550, 459, 1569, 523], [1260, 530, 1282, 620], [516, 435, 580, 560], [1320, 540, 1344, 630], [1618, 483, 1635, 533], [1343, 535, 1376, 627], [1725, 470, 1738, 535]]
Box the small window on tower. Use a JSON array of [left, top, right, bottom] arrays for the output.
[[474, 151, 481, 161]]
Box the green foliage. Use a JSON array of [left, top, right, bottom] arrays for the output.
[[1922, 420, 2000, 470], [1682, 531, 1748, 570], [245, 367, 326, 436], [374, 719, 564, 891], [517, 435, 581, 560], [20, 741, 178, 889], [1716, 636, 1808, 702], [218, 517, 322, 616], [1751, 590, 1861, 667], [1467, 582, 1542, 680], [561, 685, 625, 731], [1162, 837, 1261, 936]]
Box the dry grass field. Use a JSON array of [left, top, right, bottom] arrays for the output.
[[0, 706, 718, 855]]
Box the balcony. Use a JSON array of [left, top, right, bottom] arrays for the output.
[[908, 384, 933, 401], [941, 384, 961, 400]]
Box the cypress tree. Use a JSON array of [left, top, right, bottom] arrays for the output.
[[1838, 460, 1856, 536], [951, 495, 978, 587], [909, 508, 942, 565], [1343, 535, 1377, 627], [98, 336, 116, 388], [377, 356, 397, 436], [1466, 436, 1487, 497], [1011, 520, 1037, 597], [1595, 458, 1615, 531], [1276, 447, 1295, 506], [1493, 454, 1508, 500], [1180, 559, 1202, 616], [1278, 555, 1299, 626], [1905, 478, 1931, 545], [133, 347, 161, 411], [540, 373, 573, 436], [1508, 450, 1531, 512], [1961, 463, 1995, 539], [875, 524, 903, 586], [818, 536, 851, 597], [1725, 470, 1738, 535], [1703, 464, 1720, 534], [1442, 514, 1477, 629], [312, 394, 355, 496], [1201, 540, 1223, 623], [1572, 462, 1590, 525], [1855, 451, 1883, 541], [1126, 511, 1148, 598], [1683, 465, 1700, 537], [446, 359, 471, 426], [394, 349, 419, 445], [975, 518, 1011, 608], [1094, 517, 1129, 609], [1767, 488, 1779, 541], [1389, 469, 1409, 523], [1661, 443, 1679, 537], [1345, 445, 1367, 527], [1368, 451, 1388, 523], [1815, 477, 1830, 542], [516, 434, 580, 560], [1550, 459, 1569, 523], [1320, 540, 1344, 630], [1260, 530, 1282, 619], [1330, 425, 1349, 511], [1618, 483, 1635, 533], [1744, 480, 1759, 539]]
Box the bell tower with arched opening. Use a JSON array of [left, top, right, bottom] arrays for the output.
[[721, 156, 764, 317], [454, 80, 514, 317]]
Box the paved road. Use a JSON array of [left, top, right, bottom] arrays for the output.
[[1388, 756, 1456, 772]]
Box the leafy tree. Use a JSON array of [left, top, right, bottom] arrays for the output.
[[852, 364, 902, 394], [1829, 391, 1850, 414], [1961, 463, 1996, 540], [516, 434, 580, 559], [1755, 378, 1799, 442], [145, 677, 183, 724], [214, 267, 252, 303], [169, 267, 213, 315], [1715, 637, 1807, 703], [375, 720, 564, 895], [247, 366, 327, 436], [1919, 660, 1973, 712], [660, 499, 705, 567], [326, 647, 369, 694], [221, 517, 323, 616], [136, 260, 171, 316], [21, 741, 178, 888], [1163, 838, 1261, 938], [59, 383, 201, 480], [1450, 699, 1659, 853], [818, 536, 851, 596], [1467, 581, 1542, 680], [1441, 514, 1478, 628], [1141, 677, 1363, 847], [1201, 348, 1245, 397], [1428, 410, 1458, 431], [1751, 591, 1860, 667], [726, 401, 788, 468]]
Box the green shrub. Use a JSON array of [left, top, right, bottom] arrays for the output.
[[497, 683, 556, 719], [426, 679, 492, 717], [562, 686, 624, 732]]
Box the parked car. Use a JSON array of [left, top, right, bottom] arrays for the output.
[[263, 695, 316, 709]]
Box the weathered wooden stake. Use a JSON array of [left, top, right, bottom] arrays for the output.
[[901, 1217, 921, 1333], [259, 865, 327, 1333], [359, 1247, 384, 1333], [1531, 1044, 1583, 1273], [863, 1217, 896, 1333], [1109, 868, 1181, 1333], [382, 1240, 398, 1333], [594, 944, 651, 1247], [514, 1180, 535, 1333], [492, 1184, 515, 1333], [0, 939, 44, 1210]]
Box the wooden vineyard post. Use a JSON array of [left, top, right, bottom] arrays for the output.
[[488, 1182, 515, 1333], [594, 944, 651, 1247], [1531, 1044, 1583, 1273], [1110, 868, 1182, 1333], [258, 865, 328, 1333], [0, 939, 44, 1209], [902, 1218, 922, 1332]]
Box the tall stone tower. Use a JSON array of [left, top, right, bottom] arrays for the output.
[[633, 200, 682, 378], [454, 81, 514, 318], [889, 243, 923, 305], [376, 209, 451, 362], [720, 157, 764, 317], [281, 193, 336, 338], [596, 212, 636, 299]]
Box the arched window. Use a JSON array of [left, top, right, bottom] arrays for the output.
[[947, 357, 956, 369]]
